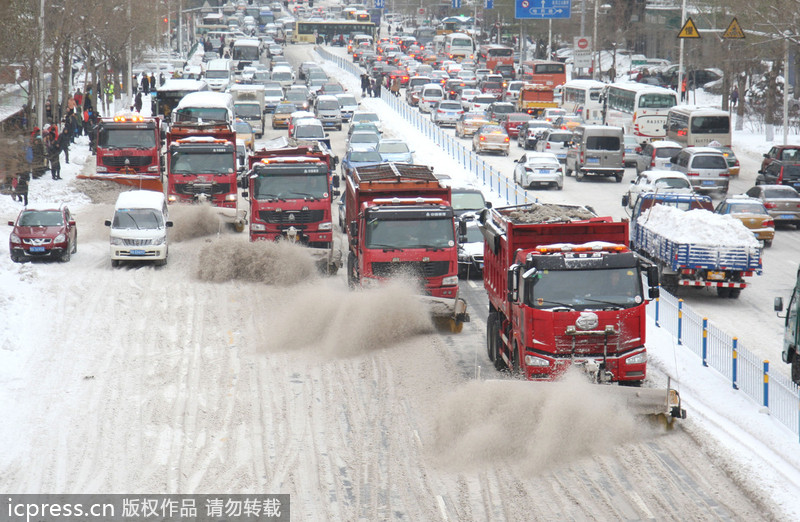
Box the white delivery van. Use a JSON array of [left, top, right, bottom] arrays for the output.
[[205, 58, 234, 91], [173, 91, 235, 126], [105, 190, 173, 267]]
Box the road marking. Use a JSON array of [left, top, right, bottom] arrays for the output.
[[435, 495, 449, 522]]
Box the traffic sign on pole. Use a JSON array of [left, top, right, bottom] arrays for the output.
[[515, 0, 571, 20], [485, 0, 494, 9], [677, 18, 700, 39], [374, 0, 384, 8], [452, 0, 462, 8], [722, 18, 745, 39], [573, 36, 591, 68]]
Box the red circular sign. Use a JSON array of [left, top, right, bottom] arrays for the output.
[[521, 0, 529, 7], [418, 7, 425, 14], [576, 37, 589, 50]]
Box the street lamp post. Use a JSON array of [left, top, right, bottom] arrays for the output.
[[592, 0, 598, 80]]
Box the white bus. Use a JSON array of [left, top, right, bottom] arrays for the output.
[[666, 106, 731, 147], [444, 33, 475, 62], [560, 79, 606, 124], [231, 38, 261, 71], [602, 83, 677, 142]]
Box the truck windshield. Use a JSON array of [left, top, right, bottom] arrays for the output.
[[254, 172, 329, 199], [235, 104, 262, 118], [99, 129, 156, 148], [171, 151, 235, 175], [525, 267, 642, 310], [233, 46, 260, 61], [206, 70, 230, 79], [174, 107, 229, 123], [365, 217, 454, 249], [112, 209, 164, 230]]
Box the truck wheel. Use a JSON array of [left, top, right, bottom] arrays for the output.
[[575, 170, 584, 182], [234, 221, 246, 233], [486, 312, 497, 362], [792, 355, 800, 384], [10, 253, 20, 263], [729, 288, 741, 299], [615, 173, 624, 183], [111, 259, 120, 268], [327, 262, 339, 276], [716, 287, 732, 298], [347, 252, 357, 288], [60, 246, 71, 263], [154, 258, 167, 267]]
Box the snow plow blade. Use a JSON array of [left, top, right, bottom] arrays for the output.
[[77, 173, 164, 192], [593, 384, 686, 420], [421, 296, 470, 333]]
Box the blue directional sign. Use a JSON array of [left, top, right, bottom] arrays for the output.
[[452, 0, 462, 7], [374, 0, 384, 8], [485, 0, 494, 8], [515, 0, 571, 19]]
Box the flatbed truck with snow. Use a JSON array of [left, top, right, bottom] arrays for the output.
[[627, 193, 762, 298]]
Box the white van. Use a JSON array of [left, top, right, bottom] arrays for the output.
[[270, 65, 294, 89], [314, 95, 343, 130], [205, 58, 234, 91], [418, 83, 445, 114], [105, 191, 173, 267]]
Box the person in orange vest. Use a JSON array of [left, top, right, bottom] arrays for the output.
[[681, 77, 687, 101]]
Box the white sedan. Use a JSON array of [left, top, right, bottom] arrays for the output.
[[513, 152, 564, 190]]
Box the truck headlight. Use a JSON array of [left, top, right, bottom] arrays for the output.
[[442, 275, 458, 286], [626, 352, 647, 365], [525, 354, 550, 367], [319, 222, 332, 230], [96, 166, 107, 173], [251, 223, 266, 232], [225, 193, 237, 202], [110, 236, 125, 246], [147, 165, 160, 172]]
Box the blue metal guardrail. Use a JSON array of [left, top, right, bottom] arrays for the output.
[[315, 45, 800, 442]]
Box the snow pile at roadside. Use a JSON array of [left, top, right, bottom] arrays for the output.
[[638, 204, 759, 248]]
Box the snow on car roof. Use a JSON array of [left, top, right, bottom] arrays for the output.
[[157, 79, 208, 92], [114, 190, 165, 211], [176, 91, 233, 109], [24, 202, 64, 212]]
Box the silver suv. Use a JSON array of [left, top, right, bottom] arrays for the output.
[[671, 146, 730, 194]]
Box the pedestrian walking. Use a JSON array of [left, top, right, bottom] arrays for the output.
[[59, 122, 71, 164], [134, 92, 143, 113], [46, 127, 61, 180], [141, 74, 150, 95], [31, 128, 47, 179], [150, 73, 157, 91], [681, 77, 687, 102], [361, 74, 370, 96], [730, 85, 739, 109], [390, 77, 400, 97], [369, 77, 376, 97], [15, 173, 29, 205], [374, 78, 382, 98]]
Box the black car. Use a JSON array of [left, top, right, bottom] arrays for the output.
[[450, 186, 490, 217], [757, 161, 800, 190]]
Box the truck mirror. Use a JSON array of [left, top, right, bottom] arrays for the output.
[[646, 265, 659, 286], [332, 189, 340, 197], [485, 201, 492, 209], [775, 297, 785, 312], [104, 220, 111, 227], [507, 263, 520, 302], [649, 287, 660, 299], [348, 221, 357, 237], [166, 221, 174, 228], [332, 175, 340, 188], [8, 220, 14, 226], [458, 219, 467, 236], [241, 191, 249, 198], [621, 194, 629, 207]]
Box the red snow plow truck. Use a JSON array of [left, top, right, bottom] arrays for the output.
[[345, 163, 469, 332]]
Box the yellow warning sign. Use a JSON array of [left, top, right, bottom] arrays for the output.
[[722, 18, 745, 39], [678, 18, 700, 39]]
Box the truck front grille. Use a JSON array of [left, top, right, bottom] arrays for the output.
[[102, 156, 153, 168], [371, 260, 450, 279], [258, 209, 325, 224]]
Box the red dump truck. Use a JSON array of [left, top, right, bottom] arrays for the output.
[[478, 203, 662, 384], [345, 163, 469, 331], [165, 121, 245, 231], [88, 113, 163, 191], [242, 142, 342, 274]]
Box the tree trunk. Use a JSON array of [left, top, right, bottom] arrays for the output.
[[765, 60, 780, 142], [736, 75, 746, 131]]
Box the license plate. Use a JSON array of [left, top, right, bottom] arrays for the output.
[[587, 158, 600, 164], [780, 214, 795, 220], [130, 249, 146, 256], [30, 246, 45, 253], [557, 153, 566, 159], [538, 169, 552, 174], [707, 271, 725, 280], [702, 180, 715, 186], [664, 163, 671, 168]]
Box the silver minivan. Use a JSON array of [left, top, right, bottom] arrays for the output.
[[314, 95, 343, 131], [419, 84, 445, 114], [565, 125, 625, 182], [671, 146, 730, 194]]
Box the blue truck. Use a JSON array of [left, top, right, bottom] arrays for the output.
[[627, 193, 762, 298]]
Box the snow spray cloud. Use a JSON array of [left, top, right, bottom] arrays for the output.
[[169, 203, 225, 242], [428, 371, 644, 473], [195, 236, 317, 286], [261, 278, 434, 357]]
